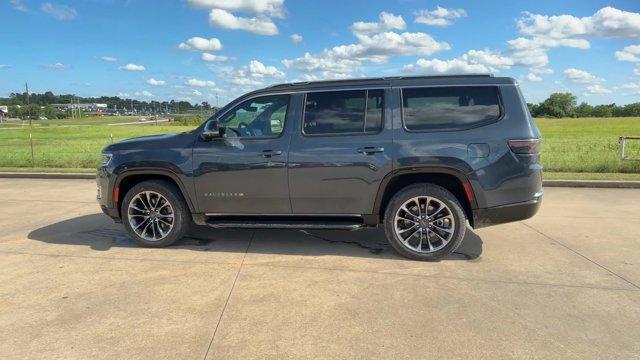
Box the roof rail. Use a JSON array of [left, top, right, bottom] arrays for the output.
[[264, 74, 494, 89]]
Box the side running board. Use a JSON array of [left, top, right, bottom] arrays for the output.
[[205, 216, 364, 230]]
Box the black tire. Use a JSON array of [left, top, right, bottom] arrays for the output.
[[121, 180, 190, 247], [383, 183, 466, 261]]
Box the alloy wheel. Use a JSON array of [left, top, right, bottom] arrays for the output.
[[393, 196, 456, 253], [127, 191, 174, 241]]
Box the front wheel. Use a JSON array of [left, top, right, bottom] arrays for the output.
[[384, 183, 466, 261], [122, 180, 189, 247]]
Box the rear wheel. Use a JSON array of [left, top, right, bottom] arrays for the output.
[[384, 183, 466, 260], [122, 180, 189, 247]]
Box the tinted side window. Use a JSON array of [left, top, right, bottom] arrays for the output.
[[218, 94, 289, 138], [402, 86, 501, 131], [304, 90, 383, 135]]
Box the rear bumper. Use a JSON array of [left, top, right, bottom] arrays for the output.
[[472, 190, 542, 229]]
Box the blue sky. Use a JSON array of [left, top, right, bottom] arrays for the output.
[[1, 0, 640, 105]]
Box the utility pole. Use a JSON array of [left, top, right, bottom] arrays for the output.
[[25, 82, 31, 128]]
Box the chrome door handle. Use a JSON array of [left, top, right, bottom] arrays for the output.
[[260, 150, 282, 158], [357, 147, 384, 155]]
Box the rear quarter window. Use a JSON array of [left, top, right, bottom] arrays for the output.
[[402, 86, 502, 131]]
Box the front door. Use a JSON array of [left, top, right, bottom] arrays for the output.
[[193, 94, 293, 214], [288, 89, 393, 214]]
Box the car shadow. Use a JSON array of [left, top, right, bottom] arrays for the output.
[[27, 213, 483, 261]]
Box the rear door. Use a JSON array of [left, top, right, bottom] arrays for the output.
[[287, 88, 393, 214]]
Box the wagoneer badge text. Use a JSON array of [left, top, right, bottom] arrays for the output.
[[204, 192, 245, 197]]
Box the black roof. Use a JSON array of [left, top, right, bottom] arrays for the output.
[[261, 74, 516, 93]]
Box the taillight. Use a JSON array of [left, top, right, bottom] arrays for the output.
[[508, 139, 540, 155]]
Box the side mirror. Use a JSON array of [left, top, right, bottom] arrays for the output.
[[201, 120, 221, 141]]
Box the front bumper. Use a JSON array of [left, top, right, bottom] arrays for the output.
[[96, 168, 121, 222], [472, 190, 542, 229]]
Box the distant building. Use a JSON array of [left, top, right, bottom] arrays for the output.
[[51, 103, 108, 112], [0, 106, 7, 121]]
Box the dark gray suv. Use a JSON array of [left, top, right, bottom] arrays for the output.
[[97, 75, 542, 260]]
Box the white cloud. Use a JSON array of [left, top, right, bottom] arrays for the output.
[[463, 49, 514, 70], [11, 0, 27, 12], [209, 8, 278, 35], [146, 78, 166, 86], [282, 53, 360, 79], [100, 56, 118, 62], [563, 68, 601, 84], [616, 45, 640, 62], [294, 72, 354, 82], [518, 7, 640, 40], [526, 73, 542, 81], [290, 33, 303, 44], [585, 84, 611, 94], [217, 60, 286, 93], [187, 0, 285, 18], [134, 90, 154, 98], [282, 32, 450, 75], [404, 58, 490, 74], [620, 82, 640, 90], [43, 62, 69, 70], [506, 37, 590, 69], [282, 12, 451, 79], [192, 89, 203, 97], [496, 7, 640, 73], [248, 60, 285, 77], [401, 48, 516, 76], [41, 2, 77, 21], [635, 67, 640, 76], [119, 63, 146, 72], [414, 6, 467, 27], [531, 67, 554, 75], [117, 92, 130, 98], [201, 53, 229, 62], [352, 12, 405, 34], [178, 37, 223, 51], [186, 78, 216, 88], [619, 82, 640, 95]]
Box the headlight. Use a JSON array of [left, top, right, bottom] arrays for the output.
[[101, 153, 113, 166]]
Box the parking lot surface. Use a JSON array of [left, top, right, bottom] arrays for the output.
[[0, 178, 639, 359]]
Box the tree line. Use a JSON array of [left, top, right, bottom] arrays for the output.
[[0, 91, 215, 119], [528, 93, 640, 118]]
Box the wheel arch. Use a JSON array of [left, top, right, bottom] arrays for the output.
[[373, 167, 477, 227], [114, 169, 195, 218]]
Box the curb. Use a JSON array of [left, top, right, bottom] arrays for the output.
[[542, 179, 640, 189], [1, 172, 640, 188], [0, 172, 95, 180]]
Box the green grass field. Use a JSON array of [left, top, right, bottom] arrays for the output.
[[538, 117, 640, 173], [0, 116, 639, 177], [0, 117, 193, 168]]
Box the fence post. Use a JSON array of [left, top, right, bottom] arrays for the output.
[[29, 133, 35, 167]]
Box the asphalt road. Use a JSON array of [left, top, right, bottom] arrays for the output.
[[0, 179, 639, 359]]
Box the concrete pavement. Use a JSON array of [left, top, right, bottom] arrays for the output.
[[0, 179, 639, 359]]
